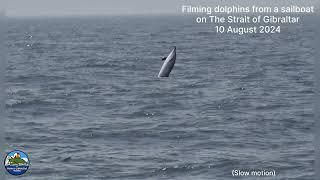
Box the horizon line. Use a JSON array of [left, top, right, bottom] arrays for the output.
[[5, 12, 184, 18]]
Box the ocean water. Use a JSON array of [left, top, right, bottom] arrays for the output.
[[5, 15, 315, 179]]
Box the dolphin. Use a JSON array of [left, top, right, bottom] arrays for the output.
[[158, 46, 176, 77]]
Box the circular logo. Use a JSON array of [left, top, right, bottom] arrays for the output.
[[4, 150, 30, 176]]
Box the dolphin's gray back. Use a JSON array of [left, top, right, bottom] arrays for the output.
[[158, 47, 176, 77]]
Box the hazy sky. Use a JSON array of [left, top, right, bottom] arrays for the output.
[[6, 0, 182, 17], [4, 0, 319, 17]]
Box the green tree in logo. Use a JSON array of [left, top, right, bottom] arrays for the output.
[[8, 153, 27, 165]]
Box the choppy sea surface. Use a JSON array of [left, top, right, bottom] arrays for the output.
[[5, 15, 315, 179]]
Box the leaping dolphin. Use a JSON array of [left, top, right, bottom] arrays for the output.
[[158, 46, 176, 77]]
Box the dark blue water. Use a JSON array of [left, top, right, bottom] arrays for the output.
[[6, 15, 315, 179]]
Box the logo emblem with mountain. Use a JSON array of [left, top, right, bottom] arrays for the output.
[[4, 150, 30, 175]]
